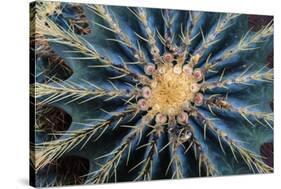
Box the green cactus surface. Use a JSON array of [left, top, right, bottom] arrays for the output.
[[30, 1, 273, 187]]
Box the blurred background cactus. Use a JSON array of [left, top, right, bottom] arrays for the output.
[[30, 1, 273, 187]]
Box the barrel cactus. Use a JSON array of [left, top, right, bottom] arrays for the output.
[[30, 1, 273, 187]]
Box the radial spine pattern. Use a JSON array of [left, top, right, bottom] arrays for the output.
[[30, 1, 273, 187]]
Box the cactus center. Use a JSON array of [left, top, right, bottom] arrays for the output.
[[147, 63, 197, 116]]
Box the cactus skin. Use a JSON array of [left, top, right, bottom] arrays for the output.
[[30, 1, 273, 187]]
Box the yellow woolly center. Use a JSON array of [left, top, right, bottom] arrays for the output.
[[148, 63, 196, 116]]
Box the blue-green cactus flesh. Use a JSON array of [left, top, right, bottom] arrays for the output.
[[30, 1, 273, 187]]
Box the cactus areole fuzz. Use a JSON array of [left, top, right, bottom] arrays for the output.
[[139, 53, 203, 125]]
